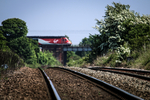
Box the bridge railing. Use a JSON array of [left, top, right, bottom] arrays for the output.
[[63, 45, 92, 51], [69, 44, 91, 47]]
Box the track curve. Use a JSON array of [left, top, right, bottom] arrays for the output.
[[38, 68, 61, 100], [45, 67, 143, 100], [89, 67, 150, 81]]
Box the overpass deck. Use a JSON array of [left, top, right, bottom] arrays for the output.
[[63, 46, 92, 51]]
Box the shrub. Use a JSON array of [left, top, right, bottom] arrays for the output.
[[37, 51, 61, 66], [0, 50, 25, 69]]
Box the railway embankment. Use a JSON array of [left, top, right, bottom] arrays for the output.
[[45, 68, 121, 100], [66, 67, 150, 100], [0, 66, 148, 99], [0, 67, 49, 100]]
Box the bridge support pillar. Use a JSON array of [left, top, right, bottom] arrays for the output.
[[63, 51, 67, 66]]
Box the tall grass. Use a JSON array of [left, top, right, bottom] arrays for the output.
[[0, 50, 25, 79], [92, 44, 150, 70], [0, 50, 25, 69], [130, 47, 150, 70]]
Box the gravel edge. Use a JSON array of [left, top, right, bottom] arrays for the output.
[[65, 67, 150, 100]]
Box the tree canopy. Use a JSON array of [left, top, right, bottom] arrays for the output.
[[9, 37, 38, 64], [89, 2, 150, 63], [75, 37, 93, 57], [0, 18, 60, 66], [93, 2, 150, 53], [127, 24, 150, 50], [0, 30, 8, 50], [0, 18, 28, 41]]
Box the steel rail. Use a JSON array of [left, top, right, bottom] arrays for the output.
[[89, 67, 150, 73], [47, 67, 143, 100], [89, 67, 150, 81], [38, 68, 61, 100]]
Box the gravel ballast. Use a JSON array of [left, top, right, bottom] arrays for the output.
[[45, 68, 120, 100], [66, 67, 150, 100], [0, 67, 49, 100]]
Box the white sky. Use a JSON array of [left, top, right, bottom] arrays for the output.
[[0, 0, 150, 44]]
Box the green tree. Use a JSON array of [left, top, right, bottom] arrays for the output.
[[28, 38, 40, 57], [128, 24, 150, 50], [0, 18, 28, 41], [37, 51, 60, 66], [76, 37, 93, 57], [85, 2, 149, 64], [93, 2, 131, 55], [65, 35, 81, 62], [9, 37, 37, 64], [78, 37, 92, 46], [92, 2, 150, 56], [0, 30, 9, 50], [87, 34, 106, 62], [67, 51, 80, 62]]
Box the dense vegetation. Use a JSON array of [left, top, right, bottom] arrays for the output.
[[0, 18, 61, 71], [1, 2, 150, 70], [89, 2, 150, 69], [67, 2, 150, 70]]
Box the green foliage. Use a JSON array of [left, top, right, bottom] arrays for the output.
[[79, 37, 93, 46], [0, 18, 61, 69], [26, 44, 37, 64], [88, 2, 150, 65], [9, 37, 37, 64], [67, 59, 75, 66], [128, 45, 150, 70], [37, 51, 48, 65], [26, 63, 43, 69], [93, 2, 150, 53], [28, 38, 40, 56], [0, 18, 28, 41], [0, 18, 40, 65], [115, 43, 130, 63], [76, 37, 93, 57], [67, 51, 81, 62], [103, 53, 115, 65], [92, 2, 131, 55], [88, 34, 107, 61], [0, 30, 9, 50], [103, 53, 119, 67], [93, 43, 150, 69], [93, 2, 131, 55], [70, 2, 150, 69], [0, 50, 25, 80], [0, 50, 25, 69], [127, 24, 150, 50], [67, 57, 87, 67], [130, 51, 140, 59], [108, 34, 124, 50], [37, 51, 61, 66], [67, 51, 90, 67]]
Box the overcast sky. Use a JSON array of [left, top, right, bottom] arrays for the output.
[[0, 0, 150, 44]]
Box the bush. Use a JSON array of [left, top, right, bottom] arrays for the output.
[[0, 50, 25, 69], [103, 53, 119, 67], [67, 57, 87, 67], [9, 37, 38, 64], [118, 44, 150, 69], [37, 51, 61, 66]]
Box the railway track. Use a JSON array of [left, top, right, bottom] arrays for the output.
[[89, 67, 150, 81], [38, 68, 61, 100], [43, 67, 143, 100]]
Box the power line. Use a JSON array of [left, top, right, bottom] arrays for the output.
[[28, 30, 99, 34]]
